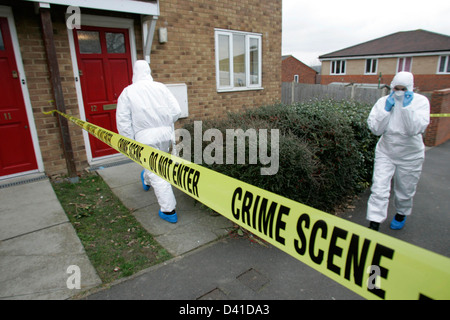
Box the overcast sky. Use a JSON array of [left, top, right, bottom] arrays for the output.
[[282, 0, 450, 67]]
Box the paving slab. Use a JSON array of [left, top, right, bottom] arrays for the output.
[[0, 179, 101, 300], [0, 180, 68, 241]]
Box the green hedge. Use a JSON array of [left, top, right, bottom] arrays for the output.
[[181, 99, 378, 213]]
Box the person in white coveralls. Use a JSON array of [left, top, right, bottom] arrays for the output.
[[116, 60, 181, 223], [366, 71, 430, 231]]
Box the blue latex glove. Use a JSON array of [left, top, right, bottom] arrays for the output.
[[403, 91, 414, 107], [385, 92, 395, 111]]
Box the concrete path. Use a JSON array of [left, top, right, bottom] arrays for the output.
[[0, 175, 101, 300], [96, 162, 234, 256]]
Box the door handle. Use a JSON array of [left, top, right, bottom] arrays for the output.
[[12, 70, 18, 78]]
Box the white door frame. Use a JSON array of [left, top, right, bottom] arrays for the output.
[[0, 5, 44, 180], [67, 13, 137, 164]]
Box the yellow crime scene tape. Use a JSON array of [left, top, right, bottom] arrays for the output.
[[430, 114, 450, 117], [45, 109, 450, 300]]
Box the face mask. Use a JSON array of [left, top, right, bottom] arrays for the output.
[[394, 90, 405, 98]]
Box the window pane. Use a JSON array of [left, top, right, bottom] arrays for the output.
[[77, 31, 101, 54], [446, 57, 450, 73], [106, 32, 125, 53], [233, 34, 246, 87], [398, 58, 403, 72], [439, 56, 446, 73], [0, 29, 4, 50], [250, 38, 259, 85], [372, 59, 377, 73], [218, 35, 230, 87], [342, 61, 346, 74], [366, 60, 371, 73], [404, 57, 411, 72]]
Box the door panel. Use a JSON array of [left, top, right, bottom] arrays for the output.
[[81, 59, 108, 102], [0, 17, 37, 176], [0, 124, 30, 168], [90, 113, 114, 155], [110, 59, 130, 99], [74, 26, 132, 158], [0, 59, 17, 106]]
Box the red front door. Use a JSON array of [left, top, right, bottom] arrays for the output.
[[73, 26, 132, 158], [0, 17, 37, 177]]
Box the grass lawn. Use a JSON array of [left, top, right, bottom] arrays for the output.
[[52, 173, 172, 284]]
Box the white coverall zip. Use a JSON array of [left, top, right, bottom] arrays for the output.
[[116, 61, 181, 213], [366, 72, 430, 223]]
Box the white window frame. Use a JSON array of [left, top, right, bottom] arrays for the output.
[[397, 57, 413, 72], [365, 58, 378, 75], [330, 59, 346, 75], [294, 74, 299, 83], [437, 55, 450, 74], [214, 29, 263, 92]]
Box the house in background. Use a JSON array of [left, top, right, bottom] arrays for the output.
[[319, 29, 450, 92], [0, 0, 281, 180], [282, 55, 318, 84]]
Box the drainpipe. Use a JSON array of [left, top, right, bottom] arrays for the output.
[[142, 15, 158, 64], [39, 4, 77, 178]]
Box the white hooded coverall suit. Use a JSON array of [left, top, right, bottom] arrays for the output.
[[366, 72, 430, 223], [116, 61, 181, 213]]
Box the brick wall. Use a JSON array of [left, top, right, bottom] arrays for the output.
[[6, 0, 281, 177], [12, 3, 88, 177], [414, 75, 450, 92], [282, 56, 317, 83], [425, 88, 450, 147], [150, 0, 282, 122]]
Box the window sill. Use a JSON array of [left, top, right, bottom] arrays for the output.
[[217, 86, 264, 93]]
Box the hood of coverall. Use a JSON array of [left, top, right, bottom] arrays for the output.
[[132, 60, 153, 83], [390, 71, 414, 92]]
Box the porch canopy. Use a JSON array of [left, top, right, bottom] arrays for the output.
[[25, 0, 159, 16], [25, 0, 160, 62]]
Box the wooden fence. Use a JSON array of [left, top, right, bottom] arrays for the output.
[[282, 82, 389, 105]]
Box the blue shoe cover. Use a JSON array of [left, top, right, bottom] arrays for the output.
[[141, 170, 150, 191], [390, 216, 406, 230], [159, 210, 178, 223]]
